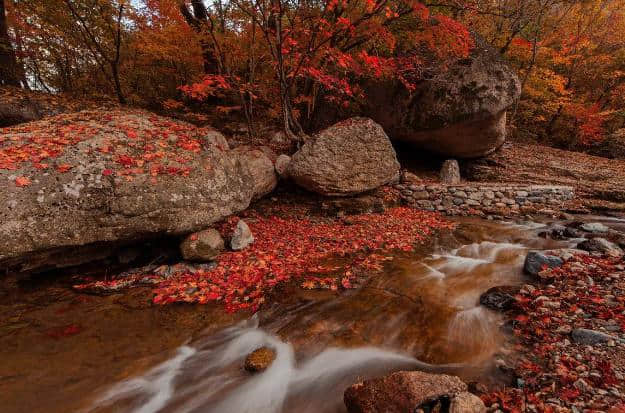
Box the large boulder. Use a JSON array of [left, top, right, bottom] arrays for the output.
[[1, 110, 256, 272], [232, 145, 278, 200], [343, 370, 484, 413], [288, 118, 400, 196], [361, 37, 521, 158]]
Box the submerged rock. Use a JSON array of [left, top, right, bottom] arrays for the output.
[[0, 110, 255, 272], [523, 251, 564, 277], [288, 118, 400, 196], [343, 370, 472, 413], [244, 347, 276, 373], [180, 229, 225, 262], [230, 220, 254, 251]]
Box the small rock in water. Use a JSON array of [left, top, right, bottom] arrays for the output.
[[577, 238, 623, 257], [244, 346, 276, 373], [180, 229, 225, 261], [571, 328, 615, 345], [231, 220, 254, 251], [523, 251, 564, 277], [440, 159, 461, 185], [580, 222, 610, 233], [479, 286, 520, 312]]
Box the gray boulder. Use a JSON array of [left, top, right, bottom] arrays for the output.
[[361, 37, 521, 158], [180, 229, 225, 261], [523, 251, 564, 277], [288, 118, 400, 196], [0, 110, 255, 272]]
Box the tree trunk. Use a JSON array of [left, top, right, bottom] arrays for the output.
[[111, 62, 126, 104], [0, 0, 22, 87]]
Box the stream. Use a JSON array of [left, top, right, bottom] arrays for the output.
[[2, 215, 624, 413]]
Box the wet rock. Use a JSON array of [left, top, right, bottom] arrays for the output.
[[564, 227, 583, 238], [523, 251, 564, 277], [577, 238, 623, 257], [479, 286, 520, 312], [344, 370, 468, 413], [450, 391, 487, 413], [571, 328, 615, 345], [274, 154, 291, 179], [288, 118, 400, 196], [550, 224, 568, 240], [180, 229, 224, 261], [230, 220, 254, 251], [580, 222, 610, 233], [244, 347, 276, 373], [440, 160, 461, 185]]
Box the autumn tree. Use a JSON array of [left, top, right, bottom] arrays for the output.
[[178, 0, 473, 138], [0, 0, 25, 87]]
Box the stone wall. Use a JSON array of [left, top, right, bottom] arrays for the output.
[[394, 183, 575, 217]]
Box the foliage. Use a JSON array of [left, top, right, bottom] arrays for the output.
[[449, 0, 625, 146], [74, 206, 454, 312]]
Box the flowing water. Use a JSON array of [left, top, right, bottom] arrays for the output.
[[2, 215, 624, 413]]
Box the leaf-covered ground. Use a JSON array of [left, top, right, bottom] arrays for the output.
[[483, 254, 625, 412], [74, 205, 454, 312], [469, 142, 625, 213]]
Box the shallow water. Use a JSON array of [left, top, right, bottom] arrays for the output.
[[1, 216, 614, 413]]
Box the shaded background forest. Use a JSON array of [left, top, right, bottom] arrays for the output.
[[1, 0, 625, 150]]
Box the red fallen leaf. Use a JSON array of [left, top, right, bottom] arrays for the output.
[[57, 164, 72, 173], [102, 169, 113, 176], [44, 324, 82, 339], [515, 314, 529, 323], [15, 176, 31, 187]]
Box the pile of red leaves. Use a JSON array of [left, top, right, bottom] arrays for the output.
[[483, 254, 625, 412], [73, 207, 453, 312]]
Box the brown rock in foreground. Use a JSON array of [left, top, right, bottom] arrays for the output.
[[288, 118, 400, 196], [344, 370, 483, 413]]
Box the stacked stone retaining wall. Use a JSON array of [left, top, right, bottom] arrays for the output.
[[394, 183, 575, 217]]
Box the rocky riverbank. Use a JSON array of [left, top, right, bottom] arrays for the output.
[[479, 220, 625, 412]]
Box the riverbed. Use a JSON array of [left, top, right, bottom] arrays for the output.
[[2, 215, 623, 413]]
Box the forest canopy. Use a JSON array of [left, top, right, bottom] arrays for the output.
[[1, 0, 625, 146]]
